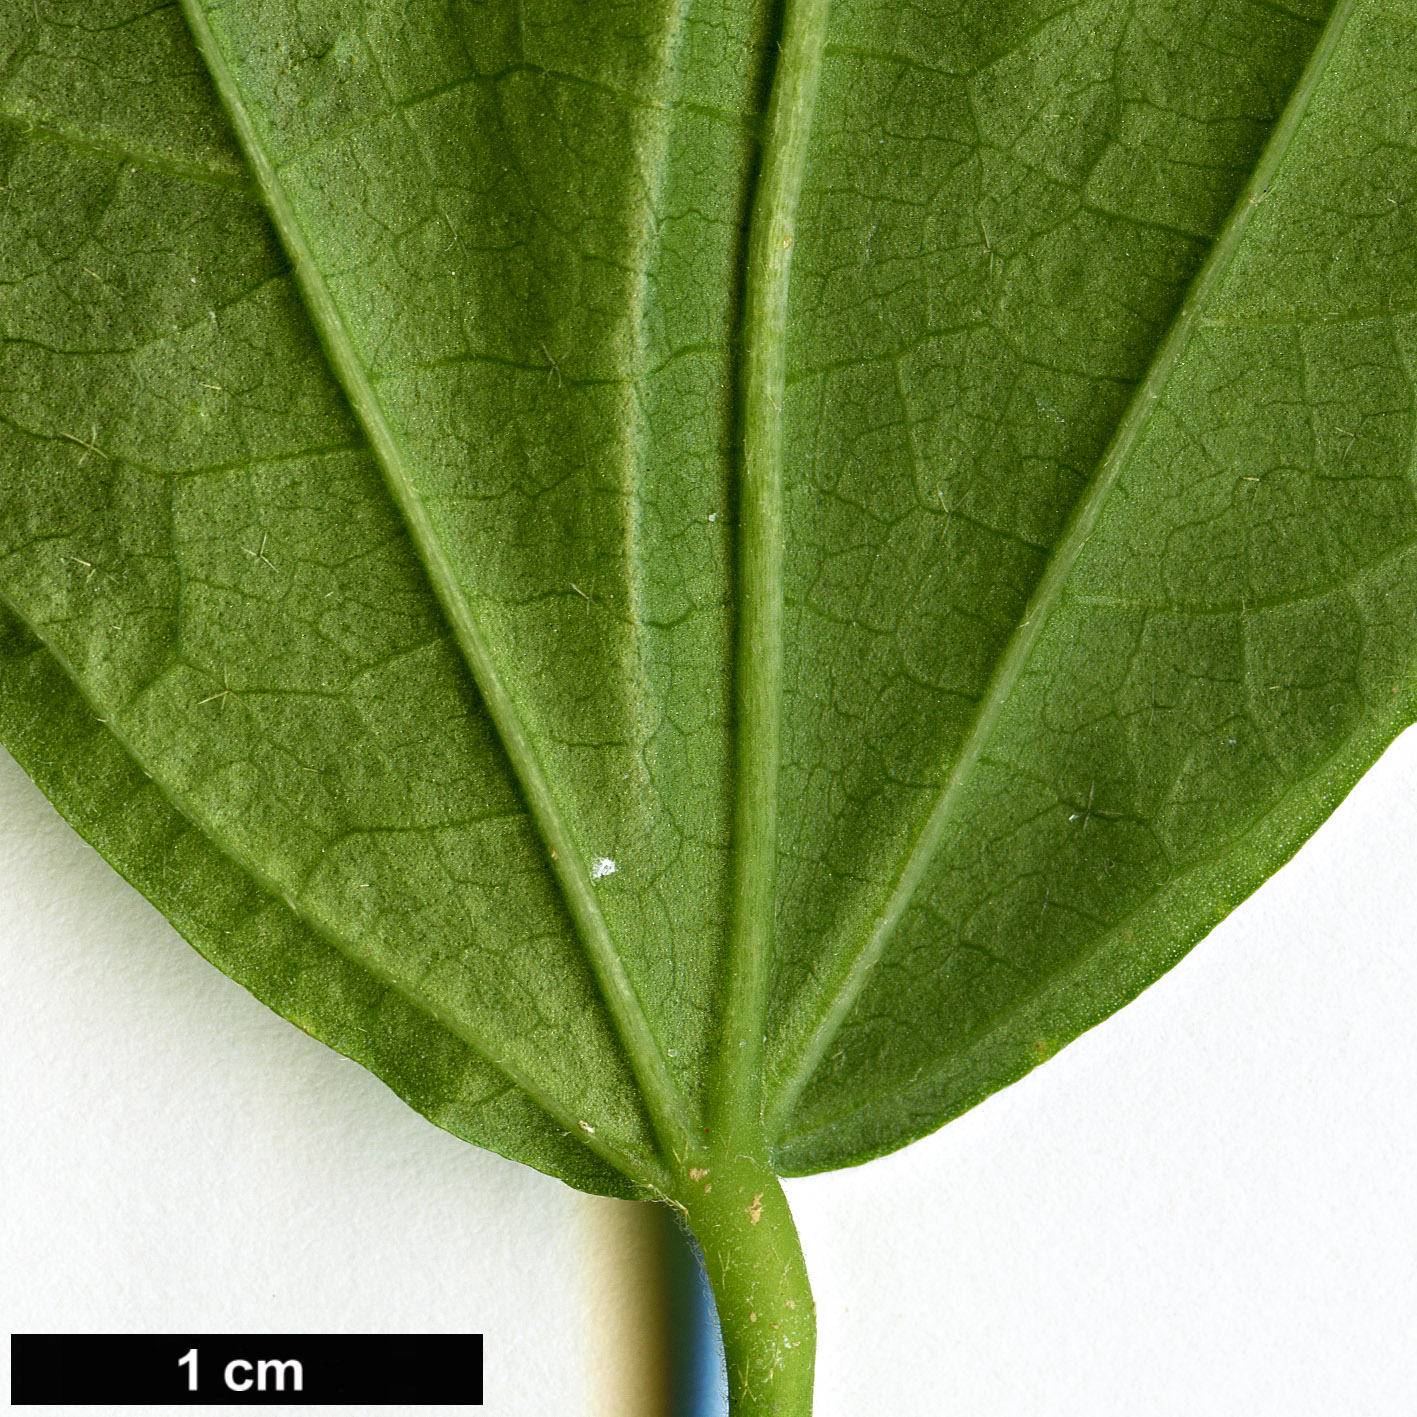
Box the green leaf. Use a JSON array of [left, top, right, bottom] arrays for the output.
[[2, 0, 1415, 1408]]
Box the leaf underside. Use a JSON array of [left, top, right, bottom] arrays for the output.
[[1, 0, 1414, 1195]]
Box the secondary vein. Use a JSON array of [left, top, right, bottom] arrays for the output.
[[0, 109, 255, 193], [764, 0, 1361, 1142], [178, 0, 694, 1167], [715, 0, 832, 1137]]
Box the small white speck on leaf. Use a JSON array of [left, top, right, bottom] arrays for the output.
[[578, 1120, 596, 1135], [243, 530, 275, 570], [590, 857, 617, 881], [748, 1192, 763, 1225]]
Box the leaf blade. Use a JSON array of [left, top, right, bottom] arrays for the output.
[[179, 0, 696, 1163], [770, 0, 1417, 1168], [0, 10, 669, 1185], [2, 0, 1415, 1221], [766, 0, 1365, 1141], [0, 602, 640, 1193]]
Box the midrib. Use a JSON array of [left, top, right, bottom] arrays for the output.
[[715, 0, 834, 1135], [764, 0, 1361, 1140], [177, 0, 693, 1165]]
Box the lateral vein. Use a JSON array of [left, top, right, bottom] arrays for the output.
[[177, 0, 694, 1165], [764, 0, 1361, 1141], [782, 683, 1406, 1153]]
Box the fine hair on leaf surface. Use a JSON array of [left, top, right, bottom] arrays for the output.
[[2, 0, 1415, 1411]]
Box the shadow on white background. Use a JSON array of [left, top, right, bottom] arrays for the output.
[[3, 729, 1415, 1415]]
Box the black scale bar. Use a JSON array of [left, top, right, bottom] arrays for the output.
[[10, 1335, 483, 1406]]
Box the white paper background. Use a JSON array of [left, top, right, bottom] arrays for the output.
[[3, 731, 1415, 1415]]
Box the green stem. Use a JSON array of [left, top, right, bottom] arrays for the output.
[[676, 1148, 816, 1415]]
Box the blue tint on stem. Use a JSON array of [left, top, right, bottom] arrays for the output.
[[668, 1218, 728, 1416]]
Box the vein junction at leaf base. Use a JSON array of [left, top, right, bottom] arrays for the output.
[[1, 0, 1415, 1410]]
